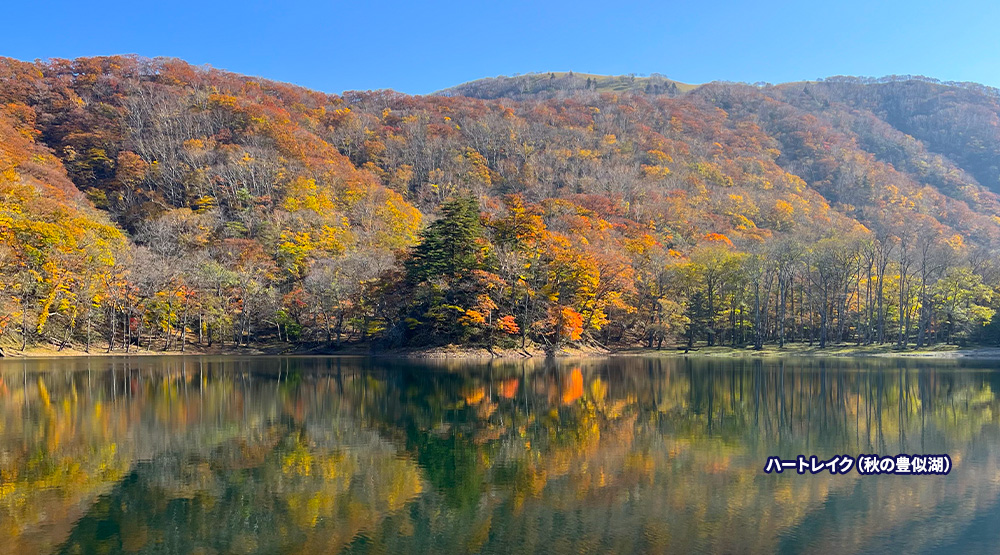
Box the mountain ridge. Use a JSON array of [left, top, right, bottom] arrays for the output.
[[435, 71, 698, 99]]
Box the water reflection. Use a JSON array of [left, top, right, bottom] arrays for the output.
[[0, 356, 999, 554]]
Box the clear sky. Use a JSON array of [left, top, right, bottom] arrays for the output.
[[3, 0, 998, 95]]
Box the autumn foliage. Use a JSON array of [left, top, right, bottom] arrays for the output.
[[2, 57, 1000, 351]]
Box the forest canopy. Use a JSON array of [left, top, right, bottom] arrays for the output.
[[3, 55, 1000, 353]]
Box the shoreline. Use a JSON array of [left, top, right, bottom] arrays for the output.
[[3, 342, 1000, 360]]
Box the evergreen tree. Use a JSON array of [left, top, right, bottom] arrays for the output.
[[406, 196, 483, 283], [402, 197, 496, 345]]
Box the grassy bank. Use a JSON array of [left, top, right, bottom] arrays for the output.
[[615, 343, 1000, 359]]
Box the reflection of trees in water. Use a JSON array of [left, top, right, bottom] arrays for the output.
[[56, 427, 425, 554], [343, 357, 1000, 553], [0, 356, 998, 553]]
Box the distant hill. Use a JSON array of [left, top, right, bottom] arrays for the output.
[[436, 71, 697, 99], [773, 76, 1000, 196]]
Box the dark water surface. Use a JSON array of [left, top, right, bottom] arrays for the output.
[[1, 356, 999, 554]]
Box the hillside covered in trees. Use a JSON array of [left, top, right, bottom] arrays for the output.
[[3, 56, 1000, 354]]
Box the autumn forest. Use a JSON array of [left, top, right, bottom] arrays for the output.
[[3, 58, 1000, 354]]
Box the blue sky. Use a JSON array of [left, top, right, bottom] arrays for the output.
[[2, 0, 998, 95]]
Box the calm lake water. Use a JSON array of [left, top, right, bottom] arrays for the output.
[[1, 356, 999, 554]]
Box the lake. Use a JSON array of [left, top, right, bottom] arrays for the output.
[[1, 356, 998, 554]]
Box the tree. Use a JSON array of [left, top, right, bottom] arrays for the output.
[[406, 197, 483, 282], [687, 243, 742, 347]]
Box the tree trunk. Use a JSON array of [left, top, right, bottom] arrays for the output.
[[753, 280, 763, 350], [336, 311, 345, 346], [107, 307, 115, 353], [21, 306, 28, 351], [180, 300, 188, 353]]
